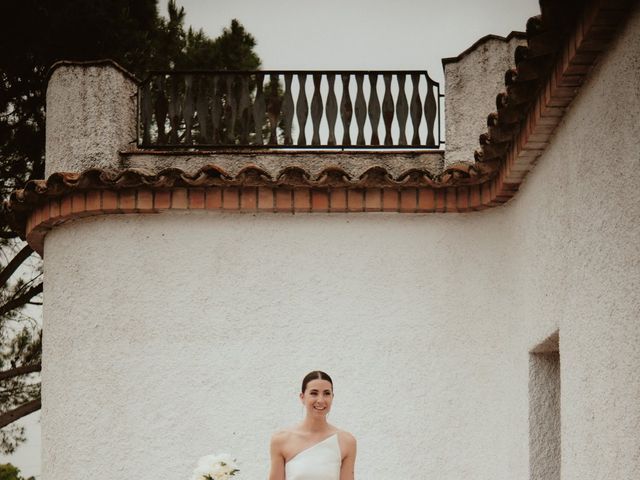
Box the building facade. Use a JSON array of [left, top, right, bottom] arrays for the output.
[[5, 1, 639, 479]]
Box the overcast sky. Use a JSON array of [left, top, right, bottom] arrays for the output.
[[164, 0, 540, 81], [2, 1, 539, 477]]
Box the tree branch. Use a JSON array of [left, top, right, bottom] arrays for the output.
[[0, 282, 42, 317], [10, 272, 42, 298], [0, 244, 33, 287], [0, 364, 41, 382], [0, 398, 40, 428]]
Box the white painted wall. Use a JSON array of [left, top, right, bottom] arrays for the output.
[[507, 5, 640, 477], [41, 5, 640, 480], [43, 209, 523, 480], [529, 350, 560, 480]]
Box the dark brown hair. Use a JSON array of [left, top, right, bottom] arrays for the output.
[[301, 371, 333, 393]]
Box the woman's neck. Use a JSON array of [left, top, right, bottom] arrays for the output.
[[300, 416, 331, 433]]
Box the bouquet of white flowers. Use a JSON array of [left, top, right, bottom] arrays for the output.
[[191, 453, 240, 480]]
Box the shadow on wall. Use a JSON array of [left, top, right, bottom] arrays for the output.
[[529, 331, 560, 480]]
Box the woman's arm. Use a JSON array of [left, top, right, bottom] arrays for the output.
[[339, 433, 357, 480], [268, 432, 286, 480]]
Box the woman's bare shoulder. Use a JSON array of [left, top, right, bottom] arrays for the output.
[[270, 428, 299, 446], [336, 429, 357, 449]]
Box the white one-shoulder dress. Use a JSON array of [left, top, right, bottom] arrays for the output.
[[285, 433, 341, 480]]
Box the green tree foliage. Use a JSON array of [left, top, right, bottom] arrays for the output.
[[0, 463, 35, 480], [154, 3, 260, 71], [0, 0, 160, 191], [0, 242, 41, 453], [0, 0, 261, 454]]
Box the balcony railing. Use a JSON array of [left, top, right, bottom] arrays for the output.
[[138, 70, 442, 149]]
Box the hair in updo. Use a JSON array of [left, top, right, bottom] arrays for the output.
[[301, 371, 333, 393]]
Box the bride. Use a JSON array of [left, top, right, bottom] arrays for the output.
[[268, 371, 357, 480]]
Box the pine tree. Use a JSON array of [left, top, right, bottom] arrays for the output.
[[0, 0, 261, 453], [0, 463, 35, 480]]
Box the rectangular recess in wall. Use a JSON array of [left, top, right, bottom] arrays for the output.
[[529, 330, 560, 480]]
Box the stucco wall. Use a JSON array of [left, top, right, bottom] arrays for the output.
[[507, 4, 640, 477], [529, 350, 560, 480], [45, 62, 137, 176], [42, 210, 525, 480], [443, 34, 526, 167], [41, 6, 640, 480], [120, 151, 444, 180]]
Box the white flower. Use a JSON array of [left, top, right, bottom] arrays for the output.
[[190, 465, 212, 480], [197, 455, 220, 469], [191, 452, 240, 480]]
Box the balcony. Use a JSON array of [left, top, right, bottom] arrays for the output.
[[138, 70, 442, 150]]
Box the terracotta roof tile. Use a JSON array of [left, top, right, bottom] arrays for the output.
[[234, 165, 272, 186], [474, 0, 633, 178], [275, 166, 310, 187], [313, 167, 352, 188], [357, 167, 396, 188], [4, 0, 634, 246], [3, 159, 499, 237]]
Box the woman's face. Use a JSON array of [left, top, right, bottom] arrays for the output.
[[300, 378, 333, 418]]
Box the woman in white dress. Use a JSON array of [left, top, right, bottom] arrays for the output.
[[268, 371, 357, 480]]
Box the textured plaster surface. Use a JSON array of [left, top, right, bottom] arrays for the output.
[[443, 36, 525, 166], [41, 7, 640, 480], [43, 210, 522, 480], [508, 6, 640, 479], [121, 151, 444, 179], [45, 64, 137, 176], [529, 351, 560, 480]]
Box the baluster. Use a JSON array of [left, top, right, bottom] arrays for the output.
[[168, 74, 181, 144], [282, 73, 294, 145], [140, 80, 152, 145], [154, 77, 168, 144], [195, 76, 211, 143], [267, 73, 281, 145], [253, 73, 265, 145], [311, 73, 323, 145], [340, 74, 352, 146], [238, 75, 250, 144], [296, 73, 308, 146], [396, 74, 408, 146], [368, 73, 381, 145], [183, 75, 194, 144], [424, 76, 437, 147], [354, 73, 366, 146], [211, 74, 223, 144], [220, 75, 230, 143], [141, 71, 439, 149], [382, 74, 394, 146], [325, 74, 337, 146], [226, 75, 238, 144], [410, 73, 422, 146]]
